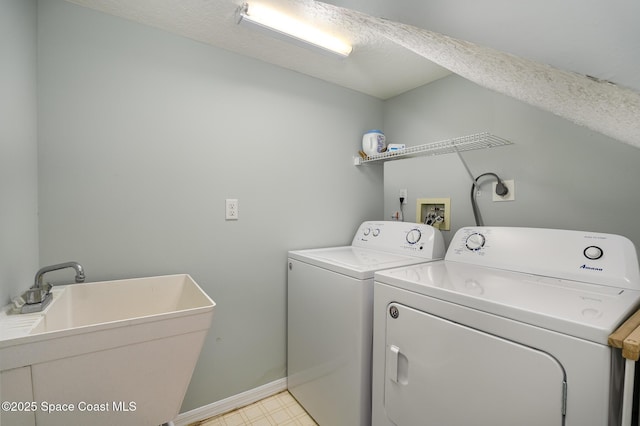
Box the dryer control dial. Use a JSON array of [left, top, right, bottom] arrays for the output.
[[406, 229, 422, 245], [584, 245, 604, 260], [465, 233, 486, 251]]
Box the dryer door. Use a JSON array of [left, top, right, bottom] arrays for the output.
[[384, 303, 565, 426]]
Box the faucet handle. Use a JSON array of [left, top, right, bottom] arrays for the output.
[[12, 295, 26, 311]]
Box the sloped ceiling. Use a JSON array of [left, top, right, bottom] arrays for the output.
[[325, 0, 640, 94], [65, 0, 640, 147], [64, 0, 452, 100]]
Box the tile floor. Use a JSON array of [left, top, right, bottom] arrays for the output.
[[190, 391, 318, 426]]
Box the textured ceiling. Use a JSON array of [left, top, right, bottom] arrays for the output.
[[64, 0, 451, 100], [323, 0, 640, 95], [362, 12, 640, 148], [64, 0, 640, 148]]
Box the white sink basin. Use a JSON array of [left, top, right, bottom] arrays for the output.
[[0, 274, 215, 426], [30, 274, 213, 333]]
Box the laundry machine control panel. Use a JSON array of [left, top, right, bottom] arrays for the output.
[[464, 232, 486, 251], [405, 229, 422, 245], [446, 227, 640, 290], [352, 221, 445, 259]]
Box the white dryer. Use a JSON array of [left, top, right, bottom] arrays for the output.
[[372, 227, 640, 426], [288, 221, 445, 426]]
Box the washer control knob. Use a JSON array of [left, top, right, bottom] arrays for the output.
[[372, 228, 381, 237], [363, 227, 371, 236], [584, 246, 603, 260], [406, 229, 422, 245], [465, 233, 486, 251]]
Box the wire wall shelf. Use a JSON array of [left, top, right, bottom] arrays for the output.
[[354, 132, 513, 165]]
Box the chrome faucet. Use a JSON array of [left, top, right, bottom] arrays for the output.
[[33, 261, 86, 293], [12, 262, 86, 313]]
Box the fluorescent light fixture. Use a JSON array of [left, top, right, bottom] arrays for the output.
[[237, 2, 352, 58]]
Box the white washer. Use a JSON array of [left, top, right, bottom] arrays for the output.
[[288, 221, 445, 426], [372, 227, 640, 426]]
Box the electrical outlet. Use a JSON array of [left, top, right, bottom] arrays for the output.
[[225, 198, 238, 220], [399, 189, 408, 204], [493, 180, 515, 201]]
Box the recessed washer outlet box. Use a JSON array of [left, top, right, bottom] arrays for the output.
[[416, 198, 451, 231]]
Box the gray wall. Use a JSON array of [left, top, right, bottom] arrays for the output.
[[0, 0, 39, 305], [383, 75, 640, 249], [37, 0, 383, 411]]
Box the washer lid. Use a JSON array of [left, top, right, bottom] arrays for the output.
[[289, 246, 436, 280], [375, 261, 640, 344]]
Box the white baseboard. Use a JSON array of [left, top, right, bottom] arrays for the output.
[[172, 378, 287, 426]]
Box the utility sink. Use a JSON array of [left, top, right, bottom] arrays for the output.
[[0, 274, 215, 426], [29, 274, 213, 333]]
